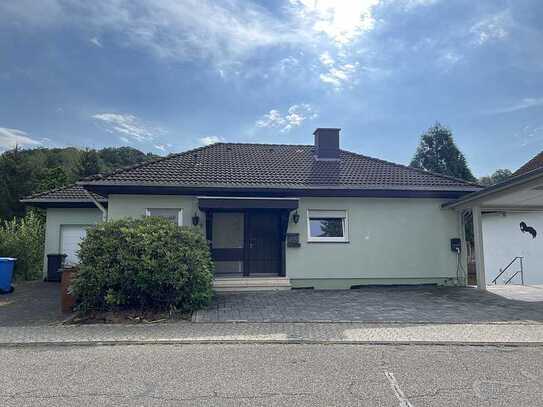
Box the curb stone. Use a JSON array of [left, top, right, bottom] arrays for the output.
[[2, 339, 543, 348]]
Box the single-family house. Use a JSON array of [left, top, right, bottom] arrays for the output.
[[23, 128, 482, 290]]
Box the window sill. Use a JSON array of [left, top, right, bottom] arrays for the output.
[[307, 240, 350, 244]]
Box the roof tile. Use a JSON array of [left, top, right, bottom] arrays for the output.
[[82, 143, 479, 190]]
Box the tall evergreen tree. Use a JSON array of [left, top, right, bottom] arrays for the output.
[[76, 148, 100, 178], [410, 123, 476, 182]]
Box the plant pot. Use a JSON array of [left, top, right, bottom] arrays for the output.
[[60, 266, 78, 313]]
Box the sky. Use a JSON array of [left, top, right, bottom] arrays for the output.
[[1, 0, 542, 177]]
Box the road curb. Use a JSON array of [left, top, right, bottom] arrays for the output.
[[2, 339, 543, 348]]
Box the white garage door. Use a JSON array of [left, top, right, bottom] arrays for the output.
[[60, 225, 88, 265]]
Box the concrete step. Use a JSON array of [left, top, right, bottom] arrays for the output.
[[213, 277, 291, 292]]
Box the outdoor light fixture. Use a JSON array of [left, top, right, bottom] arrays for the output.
[[292, 211, 300, 224], [192, 213, 200, 226]]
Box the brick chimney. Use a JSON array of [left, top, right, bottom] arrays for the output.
[[314, 128, 340, 160]]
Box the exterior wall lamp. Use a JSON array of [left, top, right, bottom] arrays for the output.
[[192, 213, 200, 226], [292, 211, 300, 224]]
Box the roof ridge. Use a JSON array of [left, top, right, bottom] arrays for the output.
[[341, 149, 483, 187], [213, 142, 312, 147]]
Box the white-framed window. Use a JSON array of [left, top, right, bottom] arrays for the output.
[[145, 208, 183, 226], [307, 210, 349, 242]]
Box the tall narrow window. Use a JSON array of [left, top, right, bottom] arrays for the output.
[[145, 208, 183, 226], [307, 210, 348, 242]]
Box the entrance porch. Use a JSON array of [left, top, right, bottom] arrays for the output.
[[198, 197, 298, 290]]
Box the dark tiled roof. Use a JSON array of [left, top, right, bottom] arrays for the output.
[[515, 151, 543, 176], [81, 143, 480, 191], [22, 184, 107, 203]]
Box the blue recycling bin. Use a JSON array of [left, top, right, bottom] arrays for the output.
[[0, 257, 16, 294]]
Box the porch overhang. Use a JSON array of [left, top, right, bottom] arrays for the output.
[[198, 197, 299, 211]]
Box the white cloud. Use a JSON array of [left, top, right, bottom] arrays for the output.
[[0, 0, 440, 88], [199, 136, 224, 146], [320, 63, 358, 88], [92, 113, 162, 143], [471, 11, 510, 46], [289, 0, 380, 45], [436, 50, 463, 71], [90, 37, 102, 47], [0, 0, 64, 27], [486, 98, 543, 115], [319, 51, 335, 66], [514, 124, 543, 148], [256, 104, 318, 133], [0, 127, 42, 150], [6, 1, 301, 65], [154, 143, 174, 153]]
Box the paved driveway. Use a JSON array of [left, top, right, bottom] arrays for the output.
[[0, 281, 65, 327], [193, 285, 543, 323]]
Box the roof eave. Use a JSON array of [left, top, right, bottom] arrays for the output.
[[442, 166, 543, 210], [21, 198, 108, 209], [80, 182, 479, 199]]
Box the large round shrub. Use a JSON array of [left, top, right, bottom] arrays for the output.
[[71, 217, 214, 313]]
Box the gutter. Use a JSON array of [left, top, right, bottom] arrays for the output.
[[84, 189, 108, 221]]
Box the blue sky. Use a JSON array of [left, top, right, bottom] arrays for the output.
[[1, 0, 542, 177]]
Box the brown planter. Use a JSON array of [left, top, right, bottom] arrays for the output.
[[60, 267, 78, 313]]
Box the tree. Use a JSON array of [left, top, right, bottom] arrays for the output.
[[479, 169, 512, 186], [0, 147, 36, 219], [0, 145, 157, 221], [410, 123, 476, 182], [76, 148, 100, 178], [37, 166, 69, 192]]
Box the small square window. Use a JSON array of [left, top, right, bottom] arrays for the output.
[[307, 210, 348, 242], [145, 208, 183, 226]]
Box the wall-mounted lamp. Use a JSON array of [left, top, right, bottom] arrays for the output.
[[292, 211, 300, 224], [192, 213, 200, 226]]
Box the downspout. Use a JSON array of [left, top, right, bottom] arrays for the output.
[[84, 189, 107, 222]]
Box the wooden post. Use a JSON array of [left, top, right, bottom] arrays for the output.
[[458, 210, 468, 286], [472, 206, 487, 290]]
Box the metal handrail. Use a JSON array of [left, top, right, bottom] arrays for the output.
[[492, 256, 524, 285]]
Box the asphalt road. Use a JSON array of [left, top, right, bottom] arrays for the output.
[[1, 344, 542, 406]]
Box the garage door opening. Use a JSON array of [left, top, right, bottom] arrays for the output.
[[60, 225, 89, 266]]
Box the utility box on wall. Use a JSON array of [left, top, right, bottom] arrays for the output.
[[287, 233, 301, 248]]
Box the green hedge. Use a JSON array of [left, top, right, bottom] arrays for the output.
[[0, 211, 45, 280], [71, 217, 214, 313]]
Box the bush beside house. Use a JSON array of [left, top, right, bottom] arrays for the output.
[[71, 217, 214, 313], [0, 211, 45, 280]]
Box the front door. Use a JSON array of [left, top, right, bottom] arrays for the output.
[[245, 211, 281, 276]]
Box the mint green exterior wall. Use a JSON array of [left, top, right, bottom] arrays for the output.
[[63, 194, 461, 289], [43, 208, 103, 277], [285, 197, 460, 288], [107, 194, 206, 231]]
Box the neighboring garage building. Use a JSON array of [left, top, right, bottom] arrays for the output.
[[444, 151, 543, 286], [23, 128, 482, 289], [444, 165, 543, 289], [22, 185, 105, 277]]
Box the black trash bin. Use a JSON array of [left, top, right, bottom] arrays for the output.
[[46, 254, 67, 282]]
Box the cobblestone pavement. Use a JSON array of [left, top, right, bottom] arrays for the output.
[[193, 285, 543, 323], [2, 322, 543, 346], [0, 281, 66, 327]]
